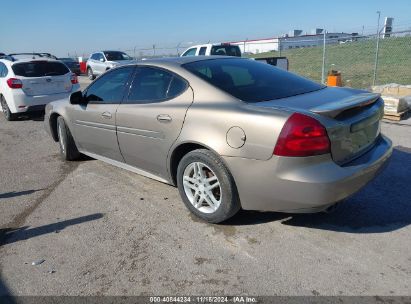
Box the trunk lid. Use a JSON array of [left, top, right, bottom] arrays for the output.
[[254, 87, 384, 165], [12, 60, 73, 96], [20, 75, 72, 96]]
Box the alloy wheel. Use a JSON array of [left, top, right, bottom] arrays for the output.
[[182, 162, 222, 213]]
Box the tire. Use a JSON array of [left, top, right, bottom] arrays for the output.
[[1, 95, 17, 121], [177, 149, 241, 223], [87, 67, 95, 80], [57, 116, 81, 161]]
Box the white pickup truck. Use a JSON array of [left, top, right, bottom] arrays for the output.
[[180, 44, 242, 57], [180, 43, 289, 71]]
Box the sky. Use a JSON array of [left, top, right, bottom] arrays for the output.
[[1, 0, 410, 57]]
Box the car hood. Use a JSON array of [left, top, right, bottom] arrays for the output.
[[107, 60, 135, 65]]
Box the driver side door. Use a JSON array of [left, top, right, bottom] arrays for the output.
[[69, 66, 135, 162]]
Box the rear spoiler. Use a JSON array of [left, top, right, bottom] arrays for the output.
[[310, 93, 381, 118]]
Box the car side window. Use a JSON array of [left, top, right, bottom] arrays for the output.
[[125, 67, 188, 104], [182, 48, 197, 57], [199, 47, 207, 56], [2, 64, 7, 77], [84, 66, 134, 104], [210, 46, 227, 56], [0, 63, 8, 77]]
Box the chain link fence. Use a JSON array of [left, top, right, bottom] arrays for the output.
[[68, 44, 190, 62], [68, 30, 410, 89], [251, 30, 411, 89]]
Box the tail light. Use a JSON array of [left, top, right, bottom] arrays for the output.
[[274, 113, 330, 157], [70, 73, 78, 84], [7, 78, 23, 89]]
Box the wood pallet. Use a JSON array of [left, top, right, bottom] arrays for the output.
[[383, 109, 410, 121]]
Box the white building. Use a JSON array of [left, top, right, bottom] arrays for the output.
[[227, 30, 356, 54]]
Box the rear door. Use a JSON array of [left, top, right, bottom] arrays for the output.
[[12, 61, 72, 96], [116, 66, 193, 178], [69, 66, 135, 162]]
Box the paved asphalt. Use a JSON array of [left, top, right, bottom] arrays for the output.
[[0, 77, 410, 296]]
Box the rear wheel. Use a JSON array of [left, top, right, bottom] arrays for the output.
[[177, 149, 241, 223], [57, 116, 81, 161], [0, 95, 17, 121], [87, 67, 95, 80]]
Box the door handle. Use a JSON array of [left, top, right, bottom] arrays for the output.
[[101, 112, 112, 119], [157, 114, 172, 123]]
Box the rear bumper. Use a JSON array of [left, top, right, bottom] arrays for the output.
[[8, 85, 80, 113], [223, 134, 392, 213], [26, 105, 46, 112]]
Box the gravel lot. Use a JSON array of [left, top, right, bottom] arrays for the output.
[[0, 77, 410, 296]]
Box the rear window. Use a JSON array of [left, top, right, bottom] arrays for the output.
[[183, 58, 325, 102], [104, 51, 132, 61], [12, 61, 70, 77], [210, 45, 241, 57]]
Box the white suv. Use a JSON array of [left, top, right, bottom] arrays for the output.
[[0, 54, 80, 121], [86, 51, 134, 80]]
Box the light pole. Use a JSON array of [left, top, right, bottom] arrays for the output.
[[176, 42, 183, 56], [321, 29, 327, 84], [373, 11, 381, 86], [376, 11, 381, 38]]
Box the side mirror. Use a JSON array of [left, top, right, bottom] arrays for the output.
[[70, 91, 86, 105], [99, 58, 105, 62]]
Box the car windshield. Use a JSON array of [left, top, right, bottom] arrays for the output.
[[183, 58, 325, 102], [12, 61, 70, 77], [104, 51, 132, 61], [210, 45, 241, 57]]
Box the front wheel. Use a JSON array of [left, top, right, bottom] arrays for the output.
[[87, 67, 95, 80], [177, 149, 241, 223], [57, 116, 81, 161], [1, 95, 17, 121]]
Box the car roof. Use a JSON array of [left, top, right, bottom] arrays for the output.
[[90, 50, 128, 55], [140, 55, 243, 66], [188, 43, 239, 48], [0, 57, 61, 65]]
